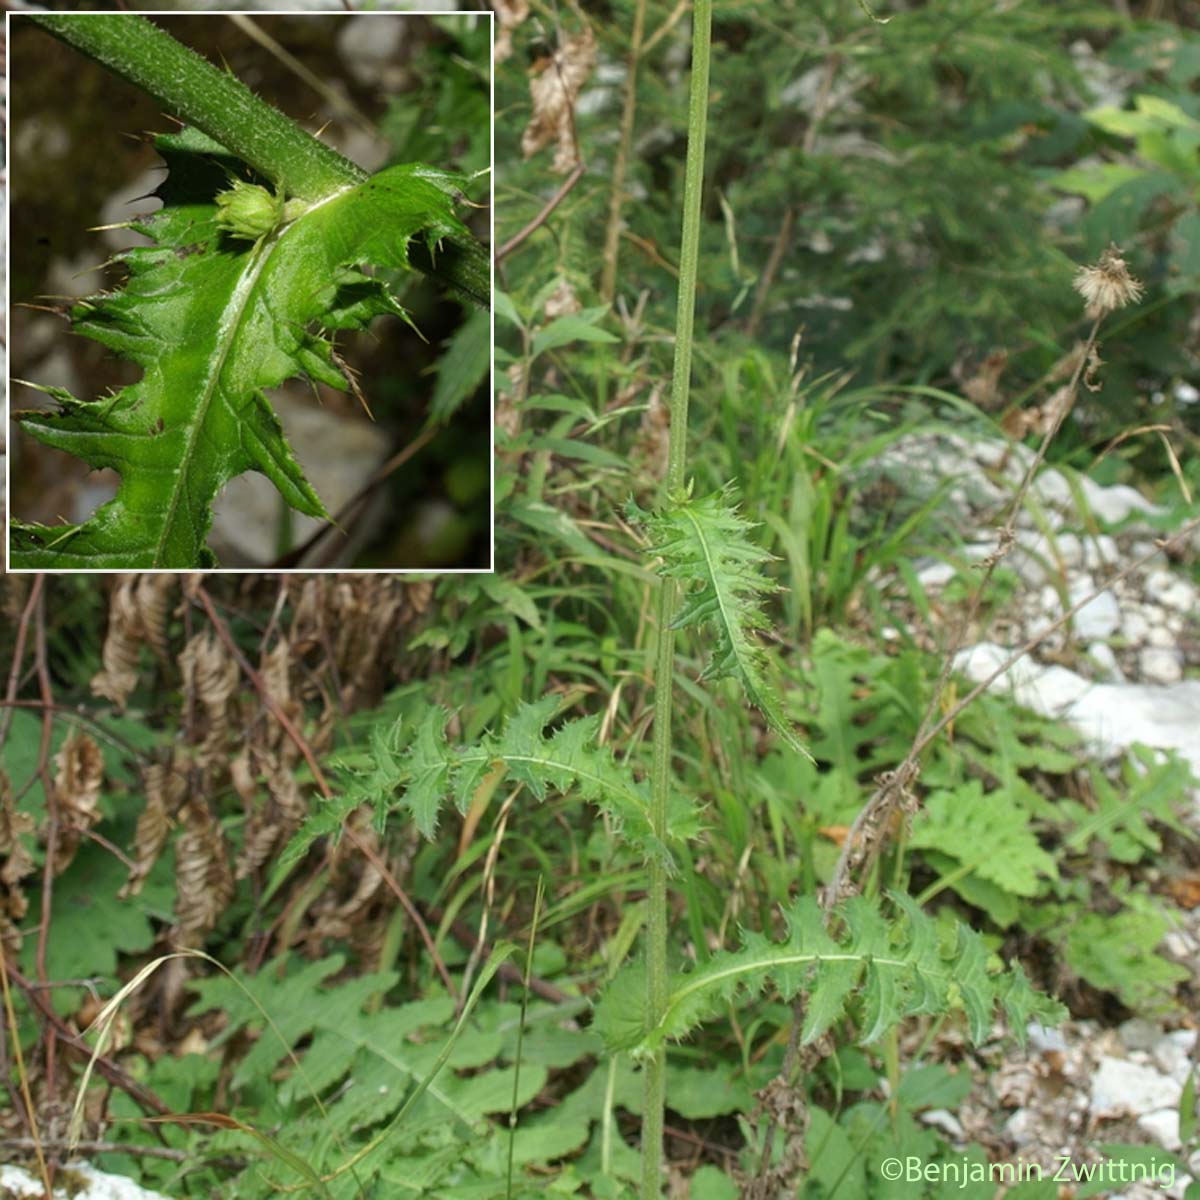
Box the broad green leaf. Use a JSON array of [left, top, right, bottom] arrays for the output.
[[21, 842, 159, 987], [894, 1063, 972, 1111], [12, 126, 472, 568], [1049, 162, 1143, 204], [663, 1064, 752, 1118], [1086, 95, 1200, 138], [480, 576, 544, 628], [691, 1167, 738, 1200], [1168, 212, 1200, 296], [535, 436, 628, 471], [494, 289, 524, 329], [1083, 172, 1186, 255], [530, 306, 619, 357], [1180, 1071, 1197, 1146]]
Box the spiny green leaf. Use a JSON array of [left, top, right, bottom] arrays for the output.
[[594, 892, 1064, 1055], [12, 126, 471, 569], [631, 485, 813, 761], [396, 699, 696, 866], [404, 708, 458, 838]]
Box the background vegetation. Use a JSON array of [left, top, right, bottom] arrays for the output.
[[2, 1, 1199, 1197]]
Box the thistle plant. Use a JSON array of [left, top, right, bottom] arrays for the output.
[[364, 6, 1061, 1197]]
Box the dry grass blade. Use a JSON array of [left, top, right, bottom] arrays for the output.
[[66, 949, 340, 1196]]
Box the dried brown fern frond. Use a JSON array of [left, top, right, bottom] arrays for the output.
[[494, 0, 530, 63], [304, 811, 386, 951], [120, 756, 185, 899], [0, 769, 36, 952], [260, 639, 296, 725], [288, 576, 427, 709], [174, 797, 234, 946], [179, 632, 239, 763], [52, 731, 105, 874], [91, 575, 180, 706], [233, 749, 308, 881], [521, 26, 595, 174], [91, 576, 143, 707], [136, 574, 177, 661]]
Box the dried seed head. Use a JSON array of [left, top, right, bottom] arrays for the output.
[[1072, 245, 1143, 319]]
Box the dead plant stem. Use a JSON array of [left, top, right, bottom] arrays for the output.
[[600, 0, 647, 302]]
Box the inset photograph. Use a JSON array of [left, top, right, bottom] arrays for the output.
[[7, 9, 492, 571]]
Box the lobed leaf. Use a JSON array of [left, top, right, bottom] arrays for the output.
[[631, 485, 813, 761], [396, 698, 696, 866], [594, 891, 1064, 1055], [12, 127, 472, 569]]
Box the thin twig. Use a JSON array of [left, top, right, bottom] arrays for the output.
[[33, 582, 60, 1116], [496, 161, 585, 262], [0, 942, 52, 1196], [498, 7, 589, 263], [269, 425, 438, 569], [641, 0, 689, 57], [229, 14, 382, 145], [825, 317, 1104, 907], [825, 513, 1198, 908], [599, 0, 647, 302], [458, 789, 519, 1013], [745, 50, 841, 339], [745, 206, 795, 340], [915, 517, 1200, 759], [0, 575, 41, 748], [0, 1137, 198, 1163]]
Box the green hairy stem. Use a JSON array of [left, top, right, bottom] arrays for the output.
[[24, 14, 488, 307], [27, 13, 359, 200], [643, 0, 714, 1195]]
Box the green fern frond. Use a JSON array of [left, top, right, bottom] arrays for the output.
[[595, 892, 1064, 1055], [630, 485, 813, 761]]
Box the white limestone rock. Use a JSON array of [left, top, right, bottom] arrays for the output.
[[0, 1164, 170, 1200], [1152, 1030, 1198, 1085], [1068, 579, 1120, 639], [1090, 1056, 1181, 1120], [1138, 1107, 1182, 1152], [1140, 646, 1184, 686], [954, 643, 1200, 780]]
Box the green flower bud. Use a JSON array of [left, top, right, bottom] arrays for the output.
[[215, 181, 285, 241]]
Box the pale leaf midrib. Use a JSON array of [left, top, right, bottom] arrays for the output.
[[152, 235, 275, 566]]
